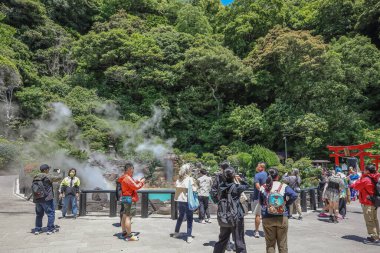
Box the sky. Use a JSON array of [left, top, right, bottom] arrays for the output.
[[221, 0, 234, 5]]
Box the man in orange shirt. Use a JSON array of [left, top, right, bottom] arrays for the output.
[[120, 162, 145, 241]]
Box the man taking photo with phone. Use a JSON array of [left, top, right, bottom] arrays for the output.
[[120, 162, 145, 241]]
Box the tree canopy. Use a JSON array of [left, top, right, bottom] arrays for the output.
[[0, 0, 379, 172]]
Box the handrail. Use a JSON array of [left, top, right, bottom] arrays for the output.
[[80, 187, 316, 194], [81, 189, 116, 193], [78, 187, 320, 218]]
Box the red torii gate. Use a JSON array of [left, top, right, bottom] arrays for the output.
[[327, 142, 375, 171]]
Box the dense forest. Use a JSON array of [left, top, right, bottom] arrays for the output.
[[0, 0, 379, 177]]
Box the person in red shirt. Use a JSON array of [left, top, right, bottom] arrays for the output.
[[351, 164, 380, 243], [120, 162, 145, 241]]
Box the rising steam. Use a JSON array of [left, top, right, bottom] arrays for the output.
[[16, 102, 174, 189]]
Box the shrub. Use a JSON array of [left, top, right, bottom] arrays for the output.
[[250, 145, 280, 170], [227, 152, 251, 176], [0, 138, 19, 170], [200, 152, 219, 168], [181, 152, 198, 163]]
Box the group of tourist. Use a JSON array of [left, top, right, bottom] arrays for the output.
[[31, 164, 81, 235], [168, 161, 379, 251], [31, 160, 380, 252], [317, 164, 380, 244], [172, 161, 299, 253]]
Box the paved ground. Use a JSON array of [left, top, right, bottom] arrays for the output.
[[0, 175, 379, 253]]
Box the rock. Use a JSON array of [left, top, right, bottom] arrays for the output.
[[103, 173, 118, 182], [87, 202, 104, 212], [91, 187, 108, 202], [156, 206, 171, 215]]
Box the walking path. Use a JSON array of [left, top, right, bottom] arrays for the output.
[[0, 175, 379, 253]]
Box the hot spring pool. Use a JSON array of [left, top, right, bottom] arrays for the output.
[[148, 193, 171, 202]]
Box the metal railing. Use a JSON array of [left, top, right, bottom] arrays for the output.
[[78, 187, 321, 219], [79, 189, 178, 219]]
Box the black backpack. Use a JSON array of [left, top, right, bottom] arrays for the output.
[[116, 181, 122, 201], [217, 184, 239, 227], [211, 174, 223, 203], [31, 176, 48, 202], [367, 176, 380, 208], [327, 180, 340, 191]]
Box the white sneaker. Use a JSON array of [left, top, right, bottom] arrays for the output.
[[254, 231, 260, 238], [201, 220, 206, 224], [125, 235, 139, 241], [172, 232, 181, 238], [47, 229, 59, 235], [187, 236, 193, 243], [206, 219, 212, 223]]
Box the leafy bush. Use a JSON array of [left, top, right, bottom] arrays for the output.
[[200, 152, 219, 168], [293, 157, 313, 170], [278, 157, 321, 188], [227, 152, 251, 175], [181, 152, 198, 163], [250, 145, 280, 170], [0, 138, 19, 170]]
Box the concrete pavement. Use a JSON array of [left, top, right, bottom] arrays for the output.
[[0, 175, 379, 253]]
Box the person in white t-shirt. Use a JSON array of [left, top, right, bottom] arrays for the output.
[[172, 163, 197, 243]]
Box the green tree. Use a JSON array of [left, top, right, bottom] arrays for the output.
[[2, 0, 47, 28], [191, 0, 222, 28], [179, 44, 251, 116], [41, 0, 101, 33], [100, 0, 161, 18], [329, 35, 380, 125], [362, 129, 380, 154], [355, 0, 380, 47], [227, 104, 264, 143], [217, 0, 288, 57], [245, 27, 331, 109], [313, 0, 357, 40], [167, 43, 252, 151], [286, 0, 320, 30], [16, 77, 70, 119], [175, 4, 212, 35], [92, 10, 147, 34]]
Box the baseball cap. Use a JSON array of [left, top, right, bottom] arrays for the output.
[[40, 164, 51, 171]]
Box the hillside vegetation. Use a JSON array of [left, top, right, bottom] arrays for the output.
[[0, 0, 379, 174]]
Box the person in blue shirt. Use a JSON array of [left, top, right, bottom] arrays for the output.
[[251, 162, 268, 238], [259, 168, 297, 253]]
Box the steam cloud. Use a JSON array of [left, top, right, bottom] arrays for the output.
[[14, 102, 174, 189]]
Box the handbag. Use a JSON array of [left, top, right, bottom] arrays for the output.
[[121, 196, 132, 205], [188, 179, 200, 211]]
